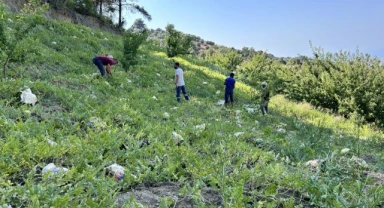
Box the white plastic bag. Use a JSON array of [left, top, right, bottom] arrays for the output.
[[42, 163, 69, 175], [20, 88, 38, 105], [194, 124, 206, 133], [106, 163, 125, 180], [47, 138, 57, 146], [234, 132, 244, 137], [217, 100, 225, 106], [172, 131, 184, 145]]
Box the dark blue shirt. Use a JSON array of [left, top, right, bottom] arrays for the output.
[[225, 77, 235, 92]]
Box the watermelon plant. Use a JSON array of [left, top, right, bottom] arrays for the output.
[[0, 1, 383, 207]]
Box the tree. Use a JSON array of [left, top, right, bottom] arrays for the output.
[[240, 47, 256, 60], [46, 0, 150, 29], [95, 0, 114, 15], [131, 18, 146, 31], [122, 19, 148, 70], [206, 41, 215, 46], [107, 0, 151, 28], [66, 0, 96, 15], [165, 24, 193, 58], [238, 52, 274, 86], [205, 48, 242, 70]]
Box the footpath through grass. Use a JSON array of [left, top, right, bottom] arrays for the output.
[[0, 16, 383, 207]]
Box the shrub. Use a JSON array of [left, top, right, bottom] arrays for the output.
[[289, 47, 384, 125], [165, 24, 193, 58], [206, 41, 215, 46], [205, 48, 242, 71], [122, 25, 149, 71], [235, 41, 384, 126]]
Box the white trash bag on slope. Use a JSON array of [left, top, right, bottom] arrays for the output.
[[172, 131, 184, 145], [105, 163, 125, 180], [20, 88, 38, 105], [217, 100, 225, 106], [194, 124, 206, 133], [42, 163, 69, 175]]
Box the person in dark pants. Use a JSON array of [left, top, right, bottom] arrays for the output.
[[224, 72, 236, 106], [260, 81, 270, 115], [174, 62, 189, 103], [92, 55, 118, 77]]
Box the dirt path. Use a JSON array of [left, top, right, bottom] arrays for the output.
[[117, 182, 223, 208]]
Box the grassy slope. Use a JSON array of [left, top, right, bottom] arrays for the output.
[[0, 17, 383, 207]]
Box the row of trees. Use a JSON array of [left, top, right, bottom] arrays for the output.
[[44, 0, 151, 28], [236, 44, 384, 127], [147, 27, 282, 62]]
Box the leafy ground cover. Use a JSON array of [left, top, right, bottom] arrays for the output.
[[0, 14, 383, 208]]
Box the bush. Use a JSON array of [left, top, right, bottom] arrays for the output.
[[280, 47, 384, 125], [206, 41, 215, 46], [238, 44, 384, 126], [165, 24, 193, 58], [205, 48, 242, 71], [122, 28, 149, 71]]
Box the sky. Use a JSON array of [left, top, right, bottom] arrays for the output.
[[124, 0, 384, 58]]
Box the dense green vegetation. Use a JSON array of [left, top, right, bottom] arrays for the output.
[[165, 24, 194, 58], [122, 20, 149, 70], [236, 46, 384, 128], [0, 2, 383, 207], [150, 27, 384, 127]]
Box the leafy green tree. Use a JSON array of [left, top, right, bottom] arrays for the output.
[[275, 43, 384, 126], [131, 18, 146, 31], [122, 19, 149, 71], [94, 0, 114, 15], [0, 0, 48, 79], [238, 52, 274, 85], [205, 48, 242, 70], [239, 47, 257, 60], [165, 24, 193, 58]]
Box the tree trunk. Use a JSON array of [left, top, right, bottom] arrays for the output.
[[62, 0, 68, 7], [51, 0, 57, 8], [118, 0, 122, 27], [99, 0, 103, 15]]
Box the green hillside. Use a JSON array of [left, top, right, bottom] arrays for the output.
[[1, 5, 383, 208]]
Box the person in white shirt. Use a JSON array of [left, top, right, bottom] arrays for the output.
[[174, 62, 189, 103]]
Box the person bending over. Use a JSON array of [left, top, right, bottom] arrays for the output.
[[92, 55, 118, 77]]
